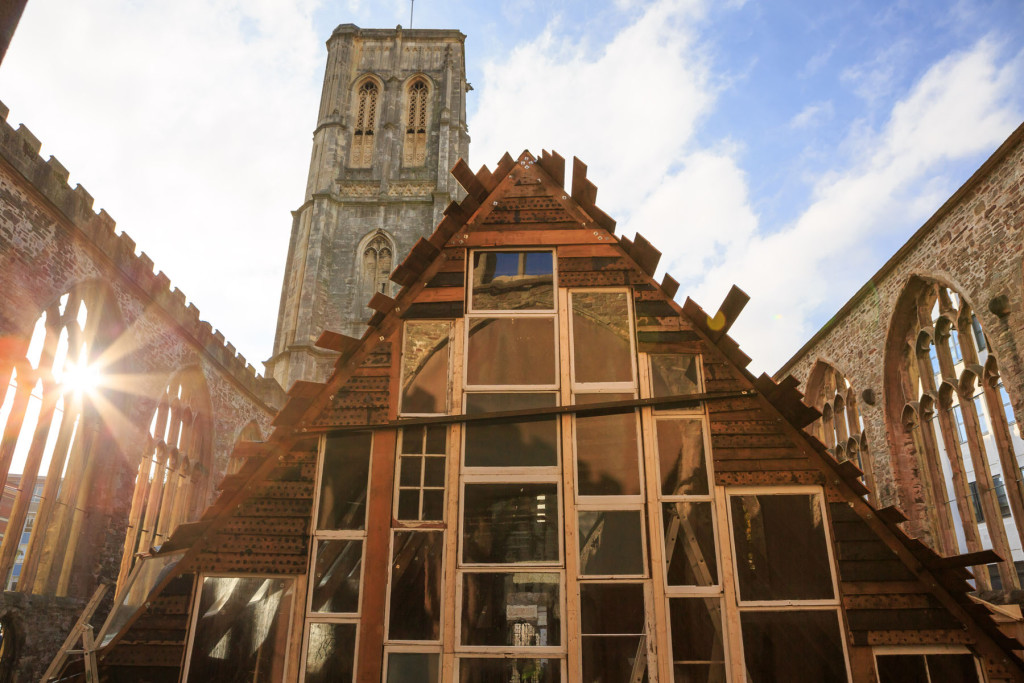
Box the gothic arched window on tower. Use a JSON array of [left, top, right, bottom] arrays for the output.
[[403, 79, 429, 166], [361, 232, 394, 304], [351, 79, 379, 168]]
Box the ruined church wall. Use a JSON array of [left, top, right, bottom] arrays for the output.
[[778, 124, 1024, 534], [0, 100, 285, 680]]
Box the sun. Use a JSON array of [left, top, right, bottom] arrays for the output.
[[61, 360, 103, 396]]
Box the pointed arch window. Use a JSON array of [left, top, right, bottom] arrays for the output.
[[403, 79, 429, 166], [805, 362, 874, 497], [0, 284, 122, 596], [888, 280, 1024, 590], [351, 79, 379, 168], [116, 368, 212, 592], [360, 232, 394, 304]]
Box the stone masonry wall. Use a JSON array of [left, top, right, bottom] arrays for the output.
[[777, 123, 1024, 539], [0, 100, 286, 680]]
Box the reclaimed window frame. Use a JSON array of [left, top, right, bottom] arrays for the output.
[[183, 572, 298, 682], [873, 645, 983, 682], [724, 486, 851, 681]]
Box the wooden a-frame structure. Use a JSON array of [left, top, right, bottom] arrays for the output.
[[53, 150, 1024, 682]]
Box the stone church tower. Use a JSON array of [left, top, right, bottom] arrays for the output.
[[267, 24, 469, 389]]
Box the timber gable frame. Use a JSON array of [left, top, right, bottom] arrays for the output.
[[71, 150, 1024, 682]]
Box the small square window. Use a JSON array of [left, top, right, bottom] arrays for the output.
[[471, 251, 554, 311]]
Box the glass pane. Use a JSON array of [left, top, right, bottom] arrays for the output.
[[472, 251, 554, 311], [318, 432, 372, 530], [650, 354, 700, 404], [422, 490, 444, 521], [388, 531, 443, 641], [98, 551, 185, 647], [572, 292, 632, 384], [578, 510, 645, 576], [740, 611, 846, 682], [398, 490, 419, 520], [425, 424, 447, 453], [460, 573, 560, 646], [401, 321, 450, 414], [927, 654, 980, 683], [575, 393, 641, 496], [668, 598, 726, 683], [311, 540, 362, 613], [582, 637, 647, 683], [387, 652, 440, 683], [187, 577, 294, 682], [467, 318, 556, 386], [465, 393, 558, 467], [305, 622, 357, 683], [730, 494, 835, 601], [403, 426, 424, 454], [876, 655, 927, 683], [463, 484, 559, 563], [400, 456, 422, 486], [657, 420, 709, 496], [580, 583, 644, 634], [459, 658, 560, 683], [663, 502, 718, 586], [424, 457, 446, 486]]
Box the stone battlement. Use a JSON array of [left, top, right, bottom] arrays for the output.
[[0, 99, 285, 407]]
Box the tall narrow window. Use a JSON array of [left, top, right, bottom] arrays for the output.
[[361, 231, 394, 304], [403, 79, 428, 166], [351, 79, 379, 168]]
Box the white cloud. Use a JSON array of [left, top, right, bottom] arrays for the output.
[[0, 0, 325, 371], [696, 38, 1023, 374], [469, 0, 716, 217], [789, 101, 834, 129]]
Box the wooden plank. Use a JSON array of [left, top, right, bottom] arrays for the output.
[[103, 644, 185, 667], [715, 470, 825, 487], [711, 433, 793, 449], [713, 446, 806, 460], [847, 608, 963, 632], [839, 581, 931, 595], [557, 243, 620, 258], [463, 229, 603, 246], [411, 286, 464, 304], [860, 629, 974, 646], [712, 459, 815, 472], [709, 420, 785, 435], [211, 534, 307, 556], [836, 560, 917, 582], [189, 552, 307, 574], [843, 593, 934, 610], [835, 540, 899, 562], [221, 516, 307, 535]]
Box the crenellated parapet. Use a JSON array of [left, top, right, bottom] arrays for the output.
[[0, 99, 285, 408]]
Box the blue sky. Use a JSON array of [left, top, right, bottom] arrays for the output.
[[1, 0, 1022, 377]]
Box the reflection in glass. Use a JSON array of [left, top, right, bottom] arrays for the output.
[[668, 598, 726, 683], [471, 251, 554, 311], [663, 502, 718, 586], [305, 622, 357, 683], [578, 510, 645, 576], [650, 354, 700, 404], [730, 494, 834, 601], [388, 531, 443, 641], [463, 484, 559, 564], [401, 321, 451, 414], [465, 393, 558, 467], [572, 291, 632, 384], [311, 540, 362, 613], [461, 573, 561, 646], [187, 576, 294, 682], [467, 318, 556, 386], [575, 393, 641, 496], [581, 583, 647, 683], [740, 611, 846, 682], [656, 420, 709, 496], [459, 658, 560, 683], [387, 652, 440, 683], [318, 432, 372, 530], [98, 551, 185, 647]]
